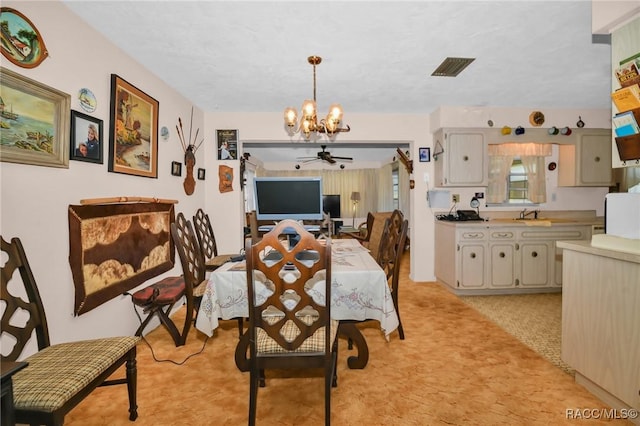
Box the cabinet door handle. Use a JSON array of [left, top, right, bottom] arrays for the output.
[[463, 155, 469, 161], [515, 243, 519, 250], [531, 251, 538, 258], [594, 156, 600, 162], [499, 252, 505, 258], [470, 252, 476, 259]]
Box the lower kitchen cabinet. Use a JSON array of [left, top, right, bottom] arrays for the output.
[[435, 221, 593, 294]]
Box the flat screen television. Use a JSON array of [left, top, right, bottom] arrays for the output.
[[322, 194, 341, 219], [254, 176, 323, 221]]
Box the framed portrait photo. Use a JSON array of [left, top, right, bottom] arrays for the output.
[[108, 74, 159, 178], [419, 147, 431, 163], [70, 110, 103, 163]]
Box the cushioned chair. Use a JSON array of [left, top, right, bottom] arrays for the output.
[[192, 208, 236, 272], [245, 220, 338, 426], [1, 236, 139, 425], [377, 209, 409, 340]]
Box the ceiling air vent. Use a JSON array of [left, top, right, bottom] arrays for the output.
[[431, 57, 475, 77]]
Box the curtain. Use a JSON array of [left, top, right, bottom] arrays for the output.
[[487, 143, 552, 204], [487, 155, 514, 204], [521, 156, 546, 203]]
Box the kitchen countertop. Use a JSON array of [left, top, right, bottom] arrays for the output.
[[436, 217, 604, 228]]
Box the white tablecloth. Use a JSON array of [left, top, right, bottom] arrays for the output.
[[195, 239, 399, 337]]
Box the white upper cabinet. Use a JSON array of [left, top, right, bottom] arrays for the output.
[[433, 129, 487, 187], [558, 132, 613, 187]]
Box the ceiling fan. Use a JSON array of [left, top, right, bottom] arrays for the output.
[[297, 145, 353, 164]]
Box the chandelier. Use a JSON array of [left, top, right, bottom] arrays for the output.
[[284, 56, 350, 140]]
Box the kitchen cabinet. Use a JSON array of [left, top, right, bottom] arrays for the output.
[[433, 129, 487, 187], [558, 131, 613, 187], [434, 223, 487, 290], [435, 221, 593, 294]]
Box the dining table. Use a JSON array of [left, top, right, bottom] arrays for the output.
[[194, 238, 399, 371]]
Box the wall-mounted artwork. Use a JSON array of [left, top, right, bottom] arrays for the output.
[[70, 110, 103, 164], [216, 129, 237, 160], [68, 202, 175, 315], [108, 74, 159, 178], [0, 7, 49, 68], [0, 67, 70, 168]]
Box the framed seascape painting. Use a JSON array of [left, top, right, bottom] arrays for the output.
[[70, 110, 103, 164], [0, 7, 49, 68], [108, 74, 159, 178], [0, 67, 70, 168]]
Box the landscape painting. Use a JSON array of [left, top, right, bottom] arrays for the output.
[[108, 74, 159, 178], [0, 67, 70, 168], [0, 7, 49, 68]]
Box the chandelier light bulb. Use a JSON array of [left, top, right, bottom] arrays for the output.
[[284, 107, 297, 127]]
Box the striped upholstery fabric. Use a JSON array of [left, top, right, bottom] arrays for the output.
[[12, 336, 140, 412], [256, 319, 339, 354]]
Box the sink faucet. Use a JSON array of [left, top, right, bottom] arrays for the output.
[[519, 208, 540, 219]]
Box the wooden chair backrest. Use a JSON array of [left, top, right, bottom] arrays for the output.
[[367, 211, 393, 261], [1, 236, 50, 361], [378, 210, 409, 294], [192, 208, 220, 260], [171, 213, 204, 311], [245, 220, 332, 352]]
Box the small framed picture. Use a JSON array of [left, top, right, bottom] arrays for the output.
[[197, 168, 206, 180], [70, 110, 103, 164], [419, 147, 430, 163], [171, 161, 182, 176], [216, 129, 238, 160]]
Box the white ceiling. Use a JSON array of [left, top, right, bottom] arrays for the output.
[[62, 1, 615, 163]]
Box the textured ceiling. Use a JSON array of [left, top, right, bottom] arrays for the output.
[[62, 1, 614, 163]]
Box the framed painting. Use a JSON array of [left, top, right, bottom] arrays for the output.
[[0, 7, 49, 68], [0, 67, 70, 168], [216, 129, 238, 160], [197, 168, 206, 180], [68, 202, 175, 315], [70, 110, 103, 164], [108, 74, 159, 178]]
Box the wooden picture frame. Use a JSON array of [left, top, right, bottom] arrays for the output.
[[0, 67, 70, 168], [0, 7, 49, 68], [108, 74, 159, 178], [171, 161, 182, 176], [419, 147, 431, 162], [197, 168, 206, 180], [70, 110, 103, 164]]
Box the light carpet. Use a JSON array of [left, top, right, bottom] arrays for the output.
[[458, 292, 574, 375]]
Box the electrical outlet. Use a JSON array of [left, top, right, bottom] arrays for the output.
[[452, 194, 460, 203]]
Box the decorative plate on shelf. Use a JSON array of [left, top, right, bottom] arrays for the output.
[[529, 111, 545, 127]]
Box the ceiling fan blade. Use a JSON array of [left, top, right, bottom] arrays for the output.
[[302, 158, 320, 163], [324, 156, 337, 164], [330, 156, 353, 160]]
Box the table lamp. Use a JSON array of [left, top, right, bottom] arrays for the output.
[[350, 191, 361, 227]]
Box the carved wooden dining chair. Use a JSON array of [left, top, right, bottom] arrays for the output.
[[377, 209, 409, 339], [1, 236, 140, 425], [245, 220, 338, 426], [192, 208, 236, 272], [342, 211, 392, 261]]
